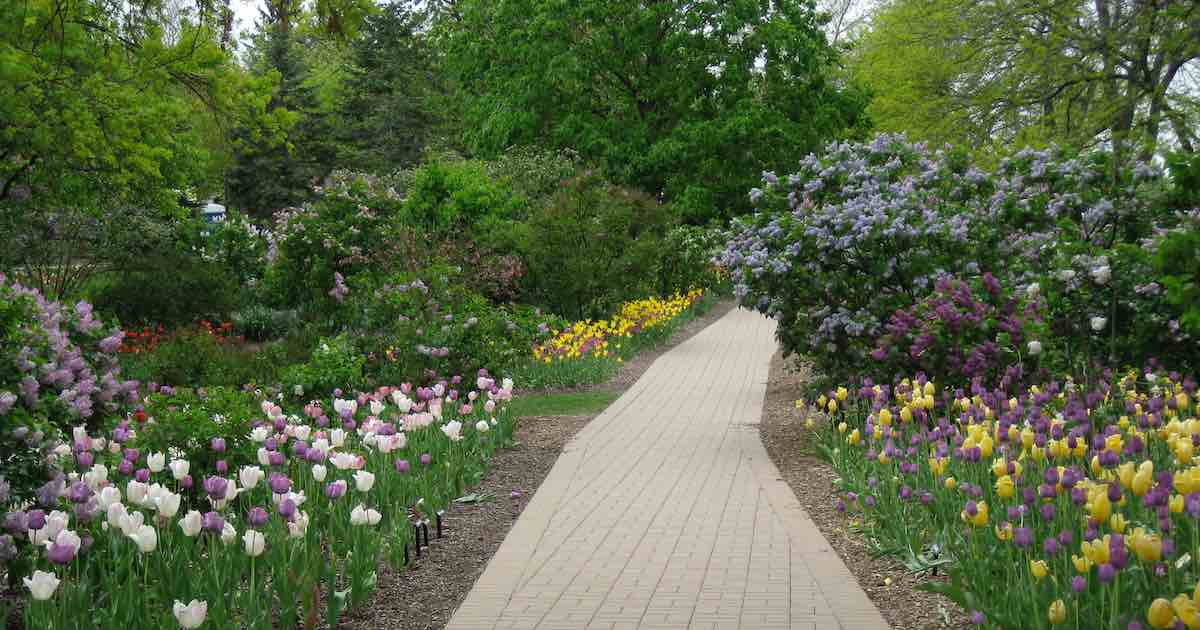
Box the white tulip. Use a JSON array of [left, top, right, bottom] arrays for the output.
[[287, 511, 310, 538], [118, 511, 145, 538], [370, 400, 385, 416], [441, 420, 463, 442], [97, 486, 122, 511], [353, 471, 375, 493], [179, 511, 202, 537], [476, 420, 490, 433], [126, 480, 149, 507], [173, 600, 208, 629], [240, 466, 264, 490], [242, 530, 266, 557], [130, 524, 157, 553], [350, 504, 369, 526], [249, 426, 270, 443], [23, 570, 60, 600], [146, 452, 165, 473], [257, 448, 271, 467], [1027, 340, 1043, 356], [311, 464, 327, 482], [1091, 265, 1111, 285], [330, 452, 359, 470], [169, 459, 190, 480], [156, 491, 181, 518], [53, 529, 82, 553], [330, 429, 346, 448], [1091, 316, 1108, 332], [220, 522, 236, 545]]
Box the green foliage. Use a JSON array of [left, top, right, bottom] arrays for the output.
[[503, 391, 619, 417], [521, 173, 678, 319], [121, 331, 271, 388], [1156, 226, 1200, 337], [280, 333, 365, 399], [137, 387, 259, 477], [232, 304, 300, 342], [656, 224, 730, 296], [349, 265, 563, 384], [400, 159, 526, 234], [338, 2, 442, 172], [437, 0, 869, 220], [88, 257, 240, 327]]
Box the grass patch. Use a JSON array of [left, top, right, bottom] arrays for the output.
[[505, 391, 619, 417]]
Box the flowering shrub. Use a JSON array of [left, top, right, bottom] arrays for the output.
[[803, 369, 1200, 629], [349, 266, 564, 385], [0, 276, 139, 501], [3, 375, 516, 629], [279, 334, 366, 400], [869, 275, 1048, 389], [718, 134, 1182, 385]]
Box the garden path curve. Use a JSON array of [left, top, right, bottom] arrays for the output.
[[448, 308, 888, 630]]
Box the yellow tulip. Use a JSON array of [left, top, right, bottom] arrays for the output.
[[1087, 491, 1112, 523], [836, 387, 848, 401], [818, 395, 828, 408], [923, 381, 935, 396], [995, 522, 1013, 541], [961, 501, 988, 527], [944, 476, 957, 490], [1106, 433, 1124, 454], [900, 406, 913, 423], [848, 429, 860, 445], [995, 475, 1015, 499], [827, 400, 838, 414], [838, 422, 848, 434], [1149, 598, 1177, 629], [1048, 599, 1067, 625], [804, 418, 815, 430], [1009, 397, 1018, 411], [1021, 427, 1035, 450], [1131, 528, 1163, 562], [1118, 461, 1137, 489], [1171, 494, 1185, 514], [979, 434, 994, 458], [992, 458, 1009, 477], [1007, 425, 1020, 444], [1072, 554, 1092, 573], [1030, 559, 1049, 580], [1133, 461, 1155, 497], [878, 409, 892, 426], [1109, 513, 1127, 534], [1174, 594, 1200, 630], [877, 451, 891, 465], [1177, 439, 1195, 465], [1179, 392, 1191, 411]]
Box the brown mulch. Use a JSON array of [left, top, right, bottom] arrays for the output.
[[759, 351, 973, 630]]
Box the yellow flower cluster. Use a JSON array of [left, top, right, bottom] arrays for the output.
[[532, 290, 704, 363]]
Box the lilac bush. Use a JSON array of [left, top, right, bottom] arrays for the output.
[[718, 134, 1184, 387], [0, 275, 140, 503]]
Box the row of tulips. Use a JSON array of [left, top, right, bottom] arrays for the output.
[[532, 290, 704, 363], [803, 371, 1200, 629], [2, 374, 516, 629]]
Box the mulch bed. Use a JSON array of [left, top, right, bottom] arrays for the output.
[[758, 351, 973, 630]]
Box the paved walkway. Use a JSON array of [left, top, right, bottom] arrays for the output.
[[448, 308, 888, 630]]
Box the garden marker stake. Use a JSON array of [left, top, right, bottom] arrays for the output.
[[436, 510, 444, 538]]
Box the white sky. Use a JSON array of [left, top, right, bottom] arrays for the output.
[[231, 0, 265, 40]]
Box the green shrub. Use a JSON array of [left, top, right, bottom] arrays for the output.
[[656, 223, 730, 296], [136, 386, 259, 475], [120, 330, 277, 388], [89, 255, 240, 326], [349, 265, 563, 383], [521, 172, 678, 319], [232, 303, 299, 341], [279, 333, 365, 399]]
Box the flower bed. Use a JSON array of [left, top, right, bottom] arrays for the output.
[[803, 371, 1200, 629], [532, 290, 704, 362], [2, 376, 516, 629]]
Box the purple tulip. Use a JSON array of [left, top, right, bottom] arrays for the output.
[[203, 476, 228, 500], [269, 473, 291, 495], [46, 542, 76, 565], [395, 459, 410, 474], [1097, 563, 1116, 583], [202, 511, 225, 533], [420, 453, 432, 466], [67, 481, 91, 504], [4, 511, 29, 535], [1014, 527, 1033, 547], [76, 451, 94, 469], [970, 611, 986, 625], [134, 468, 150, 483], [118, 459, 134, 476], [1071, 575, 1086, 593], [211, 437, 226, 453], [863, 496, 876, 508], [215, 460, 229, 474], [278, 499, 297, 521], [123, 448, 139, 462], [27, 510, 46, 530], [180, 475, 193, 490], [268, 451, 284, 467], [247, 507, 269, 528], [1040, 503, 1056, 521], [1043, 537, 1059, 555], [325, 480, 347, 499]]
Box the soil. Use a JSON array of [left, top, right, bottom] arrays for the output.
[[758, 351, 973, 630], [339, 299, 738, 629]]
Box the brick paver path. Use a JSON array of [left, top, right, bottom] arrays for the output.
[[448, 308, 889, 629]]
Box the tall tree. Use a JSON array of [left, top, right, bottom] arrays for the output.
[[854, 0, 1200, 160], [338, 1, 444, 173], [0, 0, 260, 298], [436, 0, 870, 221]]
